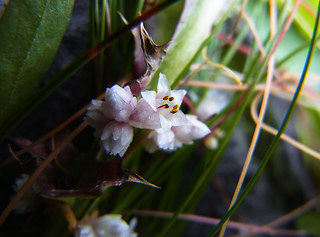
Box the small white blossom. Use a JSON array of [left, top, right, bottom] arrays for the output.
[[140, 73, 190, 129], [76, 214, 137, 237], [140, 74, 211, 152]]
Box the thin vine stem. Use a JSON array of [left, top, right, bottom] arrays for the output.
[[218, 1, 277, 235], [208, 0, 320, 235]]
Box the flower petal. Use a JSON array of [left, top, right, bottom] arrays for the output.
[[89, 99, 104, 110], [185, 115, 211, 138], [159, 114, 173, 130], [86, 101, 109, 136], [164, 110, 190, 127], [168, 89, 186, 106], [141, 90, 157, 111], [129, 98, 161, 129], [156, 128, 175, 150], [101, 121, 133, 157], [147, 128, 175, 151], [104, 85, 137, 122], [172, 115, 210, 144]]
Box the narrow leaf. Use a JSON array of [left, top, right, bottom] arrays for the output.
[[0, 0, 74, 137]]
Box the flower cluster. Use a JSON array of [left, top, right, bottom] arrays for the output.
[[86, 73, 210, 156]]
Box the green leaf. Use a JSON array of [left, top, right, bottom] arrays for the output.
[[0, 0, 74, 138]]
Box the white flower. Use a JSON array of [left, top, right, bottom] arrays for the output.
[[145, 115, 211, 152], [76, 214, 137, 237], [140, 73, 190, 129], [135, 73, 189, 152], [137, 73, 211, 152], [86, 85, 138, 157]]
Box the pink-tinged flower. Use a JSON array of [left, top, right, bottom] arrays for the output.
[[86, 84, 163, 156], [86, 73, 211, 155], [86, 85, 138, 157], [76, 214, 137, 237]]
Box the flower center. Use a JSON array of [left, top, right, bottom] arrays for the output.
[[158, 95, 179, 114]]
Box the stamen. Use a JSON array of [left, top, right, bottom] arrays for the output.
[[163, 96, 169, 100], [169, 97, 174, 101], [158, 104, 170, 109], [170, 104, 179, 114], [170, 109, 178, 114]]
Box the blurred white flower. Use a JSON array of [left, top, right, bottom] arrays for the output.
[[197, 89, 229, 121], [12, 174, 37, 213], [76, 214, 137, 237], [204, 128, 225, 150]]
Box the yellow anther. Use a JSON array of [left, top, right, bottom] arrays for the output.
[[172, 104, 179, 110], [163, 96, 169, 100], [169, 97, 174, 101], [170, 109, 178, 114]]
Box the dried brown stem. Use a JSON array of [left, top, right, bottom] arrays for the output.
[[0, 93, 104, 169], [0, 121, 88, 226]]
